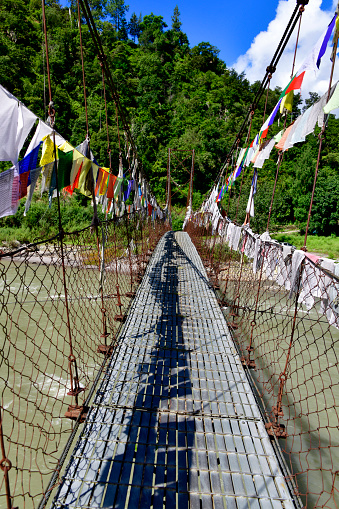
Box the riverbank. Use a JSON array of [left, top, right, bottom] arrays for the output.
[[271, 232, 339, 259], [0, 242, 149, 274]]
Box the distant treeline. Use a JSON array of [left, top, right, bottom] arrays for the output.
[[0, 0, 338, 235]]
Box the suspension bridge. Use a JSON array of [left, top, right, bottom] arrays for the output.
[[46, 231, 295, 509], [1, 0, 339, 508]]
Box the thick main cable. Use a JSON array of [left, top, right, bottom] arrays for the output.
[[215, 2, 305, 185]]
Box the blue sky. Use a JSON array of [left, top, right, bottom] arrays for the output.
[[118, 0, 281, 66], [60, 0, 338, 97]]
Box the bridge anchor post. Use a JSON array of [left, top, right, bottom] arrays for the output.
[[266, 261, 304, 440], [65, 405, 88, 423], [114, 284, 126, 322], [97, 307, 115, 355]]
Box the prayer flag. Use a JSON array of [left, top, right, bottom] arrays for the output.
[[24, 167, 41, 215], [107, 174, 117, 199], [64, 162, 82, 195], [281, 71, 306, 97], [40, 135, 57, 166], [246, 169, 258, 217], [95, 168, 103, 196], [18, 171, 30, 199], [124, 180, 133, 202], [76, 158, 92, 196], [259, 98, 282, 140], [277, 69, 306, 115], [57, 149, 73, 190], [331, 13, 339, 61], [0, 85, 37, 165], [280, 90, 294, 113], [99, 169, 109, 196], [275, 123, 295, 151], [324, 81, 339, 113], [317, 14, 337, 68], [114, 177, 123, 199], [297, 14, 337, 76], [216, 185, 224, 203], [19, 143, 41, 187]]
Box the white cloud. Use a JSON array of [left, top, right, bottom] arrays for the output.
[[232, 0, 338, 101]]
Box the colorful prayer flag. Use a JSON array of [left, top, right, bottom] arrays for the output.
[[246, 169, 258, 217], [317, 14, 337, 68]]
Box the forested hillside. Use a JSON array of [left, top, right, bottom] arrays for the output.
[[1, 0, 338, 236]]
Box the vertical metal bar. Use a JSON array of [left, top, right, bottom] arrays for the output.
[[124, 214, 134, 294], [267, 260, 304, 439], [303, 34, 338, 249], [167, 148, 172, 225], [43, 0, 83, 408], [266, 151, 283, 231], [0, 407, 13, 509], [242, 241, 267, 368]]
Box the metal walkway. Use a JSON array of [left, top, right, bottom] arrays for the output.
[[51, 231, 295, 509]]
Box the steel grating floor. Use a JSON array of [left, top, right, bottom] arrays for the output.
[[50, 231, 295, 509]]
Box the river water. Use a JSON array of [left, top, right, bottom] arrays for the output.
[[0, 258, 110, 508]]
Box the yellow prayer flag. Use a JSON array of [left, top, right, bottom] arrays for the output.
[[40, 135, 57, 166], [99, 168, 110, 196], [91, 163, 99, 187], [58, 141, 74, 153], [280, 90, 294, 113], [76, 158, 92, 196], [331, 15, 339, 62]]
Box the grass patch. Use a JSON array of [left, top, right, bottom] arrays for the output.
[[80, 246, 121, 265], [272, 233, 339, 259]]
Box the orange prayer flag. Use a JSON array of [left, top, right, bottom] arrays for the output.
[[99, 170, 109, 195], [64, 162, 83, 195], [95, 168, 103, 195]]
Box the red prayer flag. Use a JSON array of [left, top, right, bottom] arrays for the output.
[[107, 174, 117, 199], [19, 171, 30, 199], [285, 71, 305, 95], [106, 198, 112, 214]]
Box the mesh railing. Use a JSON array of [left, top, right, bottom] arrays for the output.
[[0, 212, 169, 509], [186, 216, 339, 509]]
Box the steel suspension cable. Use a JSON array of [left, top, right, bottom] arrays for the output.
[[303, 31, 339, 249], [79, 0, 159, 203], [266, 3, 305, 232], [76, 0, 100, 227], [42, 0, 84, 411], [101, 64, 112, 172], [77, 0, 89, 139], [215, 0, 308, 186]]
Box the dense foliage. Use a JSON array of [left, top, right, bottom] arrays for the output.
[[0, 0, 338, 236]]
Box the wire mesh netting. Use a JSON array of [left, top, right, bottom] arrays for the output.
[[0, 213, 169, 509], [186, 216, 339, 509]]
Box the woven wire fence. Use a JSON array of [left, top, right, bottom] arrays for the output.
[[186, 217, 339, 509], [0, 212, 169, 509]]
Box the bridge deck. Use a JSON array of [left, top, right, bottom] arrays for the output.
[[51, 231, 295, 509]]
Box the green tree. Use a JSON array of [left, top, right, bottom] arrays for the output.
[[128, 12, 141, 42], [1, 0, 339, 238], [0, 0, 40, 97], [138, 13, 167, 46], [171, 5, 182, 32], [310, 167, 339, 235], [105, 0, 129, 33], [303, 91, 320, 112]]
